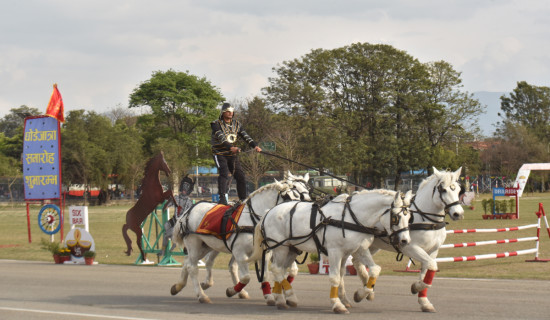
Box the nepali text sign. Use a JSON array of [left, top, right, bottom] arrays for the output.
[[23, 116, 61, 200]]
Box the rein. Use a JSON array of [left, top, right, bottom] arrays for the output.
[[259, 194, 407, 259], [260, 150, 364, 189], [407, 181, 461, 230]]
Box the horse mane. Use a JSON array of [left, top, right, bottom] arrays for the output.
[[418, 170, 454, 190], [140, 153, 161, 185], [353, 189, 396, 197], [247, 182, 282, 199]]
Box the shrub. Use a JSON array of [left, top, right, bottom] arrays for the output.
[[40, 238, 61, 255]]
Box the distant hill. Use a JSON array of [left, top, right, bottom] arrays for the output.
[[472, 91, 506, 137]]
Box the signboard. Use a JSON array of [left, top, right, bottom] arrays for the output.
[[69, 206, 89, 232], [493, 187, 518, 197], [65, 228, 95, 264], [22, 116, 62, 200]]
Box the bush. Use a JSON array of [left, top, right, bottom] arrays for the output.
[[40, 239, 61, 255], [309, 252, 319, 263], [84, 250, 96, 258]]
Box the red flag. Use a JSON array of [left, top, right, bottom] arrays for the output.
[[45, 84, 65, 123]]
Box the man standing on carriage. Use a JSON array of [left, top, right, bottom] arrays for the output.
[[211, 102, 262, 206]]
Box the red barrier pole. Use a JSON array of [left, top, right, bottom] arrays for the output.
[[525, 203, 550, 262], [26, 203, 32, 243]]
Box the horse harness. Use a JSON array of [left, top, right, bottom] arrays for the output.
[[407, 181, 461, 231], [175, 181, 307, 252], [261, 194, 410, 257]]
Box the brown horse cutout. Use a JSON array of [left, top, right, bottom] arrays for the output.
[[122, 151, 176, 262]]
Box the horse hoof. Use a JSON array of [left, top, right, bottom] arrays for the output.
[[333, 307, 350, 314], [276, 302, 289, 310], [286, 300, 298, 308], [200, 282, 211, 290], [411, 283, 418, 294], [226, 288, 237, 297], [199, 296, 212, 304], [353, 291, 363, 303], [366, 292, 375, 301], [238, 290, 250, 299], [266, 298, 276, 306], [422, 305, 436, 313], [170, 285, 180, 296]]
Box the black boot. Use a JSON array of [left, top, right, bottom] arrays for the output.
[[218, 194, 228, 205]]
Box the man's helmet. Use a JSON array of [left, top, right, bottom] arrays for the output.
[[179, 174, 195, 195], [221, 102, 234, 113]]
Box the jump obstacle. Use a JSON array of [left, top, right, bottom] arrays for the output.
[[396, 202, 550, 272], [135, 201, 186, 266]]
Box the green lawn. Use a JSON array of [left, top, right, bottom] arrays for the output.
[[1, 192, 549, 280]]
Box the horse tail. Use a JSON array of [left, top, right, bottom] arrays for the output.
[[121, 224, 133, 256], [247, 223, 265, 262]]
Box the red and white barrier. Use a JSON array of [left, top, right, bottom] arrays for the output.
[[395, 203, 550, 272]]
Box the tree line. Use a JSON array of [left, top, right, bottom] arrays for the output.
[[1, 42, 549, 199]]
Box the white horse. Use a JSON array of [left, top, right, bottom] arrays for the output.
[[248, 189, 413, 314], [351, 167, 464, 313], [170, 172, 311, 304]]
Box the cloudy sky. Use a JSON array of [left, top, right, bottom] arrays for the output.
[[1, 0, 549, 121]]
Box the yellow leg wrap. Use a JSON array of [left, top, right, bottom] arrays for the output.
[[330, 286, 339, 299], [273, 282, 282, 294], [367, 277, 377, 289], [281, 279, 292, 291]]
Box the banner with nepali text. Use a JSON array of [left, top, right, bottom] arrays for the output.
[[23, 116, 62, 200]]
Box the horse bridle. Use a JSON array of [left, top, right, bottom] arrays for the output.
[[386, 201, 410, 249], [282, 179, 311, 201], [410, 181, 461, 223]]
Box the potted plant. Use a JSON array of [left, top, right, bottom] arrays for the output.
[[499, 201, 508, 219], [84, 250, 96, 265], [508, 199, 517, 219], [40, 239, 62, 264], [58, 247, 71, 263], [481, 199, 493, 220], [307, 253, 319, 274]]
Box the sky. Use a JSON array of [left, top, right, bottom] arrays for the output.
[[1, 0, 549, 125]]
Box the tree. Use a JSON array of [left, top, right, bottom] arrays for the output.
[[0, 106, 40, 138], [264, 48, 338, 176], [108, 120, 144, 201], [0, 134, 22, 201], [235, 97, 276, 188], [420, 61, 484, 176], [499, 81, 550, 142], [129, 69, 224, 163], [263, 43, 479, 189], [62, 110, 114, 204]]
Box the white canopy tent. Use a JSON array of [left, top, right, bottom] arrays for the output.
[[513, 163, 550, 197]]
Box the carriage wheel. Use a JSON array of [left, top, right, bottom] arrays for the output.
[[38, 204, 62, 235]]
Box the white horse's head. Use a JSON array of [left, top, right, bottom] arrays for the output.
[[282, 171, 312, 201], [431, 167, 465, 220], [381, 191, 412, 248]]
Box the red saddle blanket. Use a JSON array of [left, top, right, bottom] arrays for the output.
[[196, 203, 245, 240]]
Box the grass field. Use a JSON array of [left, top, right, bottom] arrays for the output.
[[1, 192, 549, 280]]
